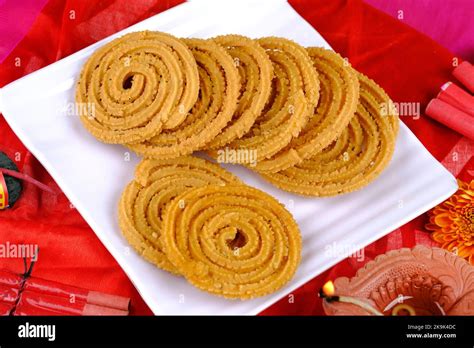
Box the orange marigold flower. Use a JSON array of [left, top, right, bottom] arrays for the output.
[[426, 179, 474, 265]]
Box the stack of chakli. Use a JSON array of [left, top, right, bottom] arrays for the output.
[[76, 31, 399, 299]]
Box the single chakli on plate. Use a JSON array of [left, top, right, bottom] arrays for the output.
[[260, 73, 399, 196], [76, 31, 200, 144], [323, 246, 474, 316], [161, 184, 302, 299]]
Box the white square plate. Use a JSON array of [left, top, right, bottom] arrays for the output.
[[0, 0, 458, 315]]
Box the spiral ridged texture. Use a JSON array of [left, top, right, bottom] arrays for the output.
[[118, 156, 240, 273], [76, 31, 199, 144], [254, 47, 359, 173], [127, 38, 241, 159], [206, 35, 273, 149], [216, 37, 319, 163], [260, 74, 399, 196], [162, 184, 302, 299]]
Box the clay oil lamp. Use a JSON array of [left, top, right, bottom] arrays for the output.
[[321, 246, 474, 316]]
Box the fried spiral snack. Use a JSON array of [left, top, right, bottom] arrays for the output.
[[162, 184, 302, 299], [214, 37, 319, 163], [206, 35, 273, 149], [76, 31, 199, 144], [118, 156, 240, 274], [260, 74, 399, 196], [254, 48, 359, 173], [127, 38, 240, 159], [77, 31, 405, 301]]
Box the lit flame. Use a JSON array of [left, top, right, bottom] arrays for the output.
[[322, 281, 335, 296], [392, 303, 416, 316]]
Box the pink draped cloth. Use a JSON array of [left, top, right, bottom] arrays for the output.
[[0, 0, 49, 63], [366, 0, 474, 61]]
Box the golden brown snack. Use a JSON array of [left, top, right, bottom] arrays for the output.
[[76, 31, 199, 144], [206, 35, 273, 149], [254, 48, 359, 173], [210, 37, 319, 165], [260, 73, 399, 196], [118, 156, 240, 274], [127, 38, 241, 159], [162, 184, 302, 300]]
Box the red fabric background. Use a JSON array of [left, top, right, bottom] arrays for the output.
[[0, 0, 472, 315]]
